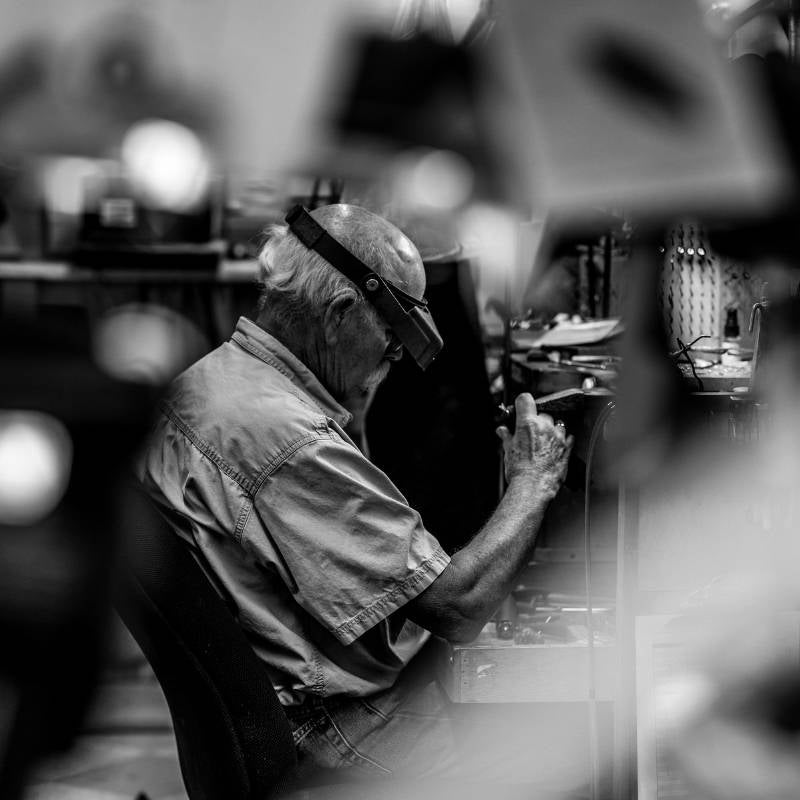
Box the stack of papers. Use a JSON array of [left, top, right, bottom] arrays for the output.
[[514, 318, 624, 349]]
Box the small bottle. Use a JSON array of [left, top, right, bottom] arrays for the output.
[[722, 306, 745, 365], [724, 307, 740, 341]]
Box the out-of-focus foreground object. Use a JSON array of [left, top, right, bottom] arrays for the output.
[[491, 0, 789, 216], [0, 311, 153, 800], [0, 0, 361, 175]]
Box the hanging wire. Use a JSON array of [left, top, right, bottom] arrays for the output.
[[670, 334, 711, 392]]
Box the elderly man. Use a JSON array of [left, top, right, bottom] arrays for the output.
[[138, 204, 573, 781]]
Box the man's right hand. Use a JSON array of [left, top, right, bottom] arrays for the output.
[[407, 392, 575, 644], [495, 393, 573, 497]]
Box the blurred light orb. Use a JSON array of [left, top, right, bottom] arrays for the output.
[[458, 202, 518, 277], [121, 119, 211, 212], [0, 412, 72, 526], [395, 148, 474, 211], [93, 304, 206, 386], [40, 157, 104, 216]]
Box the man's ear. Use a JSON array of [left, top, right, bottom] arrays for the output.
[[323, 291, 358, 346]]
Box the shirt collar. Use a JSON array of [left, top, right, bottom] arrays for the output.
[[231, 317, 353, 427]]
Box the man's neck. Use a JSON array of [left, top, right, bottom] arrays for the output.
[[255, 314, 375, 454], [255, 313, 346, 405], [255, 314, 307, 366]]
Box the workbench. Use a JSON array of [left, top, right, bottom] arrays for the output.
[[437, 625, 616, 704], [0, 258, 259, 343]]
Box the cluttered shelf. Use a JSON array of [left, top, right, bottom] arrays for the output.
[[503, 313, 754, 397], [0, 257, 262, 344]]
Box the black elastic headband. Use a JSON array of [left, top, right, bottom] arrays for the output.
[[284, 205, 427, 309], [284, 204, 443, 369]]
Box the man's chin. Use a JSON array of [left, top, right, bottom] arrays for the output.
[[359, 361, 391, 394]]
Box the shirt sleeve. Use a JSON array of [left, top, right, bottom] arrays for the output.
[[245, 431, 450, 645]]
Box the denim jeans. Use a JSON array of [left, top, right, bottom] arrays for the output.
[[283, 645, 597, 795], [284, 647, 459, 780]]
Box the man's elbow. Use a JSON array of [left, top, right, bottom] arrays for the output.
[[406, 563, 490, 644], [428, 606, 486, 645], [441, 619, 484, 645]]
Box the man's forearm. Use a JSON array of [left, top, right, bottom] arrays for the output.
[[406, 477, 555, 642]]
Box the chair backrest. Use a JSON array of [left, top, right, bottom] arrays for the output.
[[116, 496, 298, 800]]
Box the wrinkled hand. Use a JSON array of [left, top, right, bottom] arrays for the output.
[[496, 393, 573, 496]]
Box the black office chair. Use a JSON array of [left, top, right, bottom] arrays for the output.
[[116, 496, 301, 800]]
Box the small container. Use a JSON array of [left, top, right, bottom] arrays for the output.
[[724, 307, 740, 340]]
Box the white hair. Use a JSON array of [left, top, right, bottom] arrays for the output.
[[256, 205, 418, 333]]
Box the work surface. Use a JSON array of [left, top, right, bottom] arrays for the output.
[[436, 627, 616, 704], [0, 257, 258, 284]]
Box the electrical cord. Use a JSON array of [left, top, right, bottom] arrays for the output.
[[670, 334, 711, 392]]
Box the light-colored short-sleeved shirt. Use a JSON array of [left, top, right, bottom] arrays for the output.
[[137, 317, 450, 705]]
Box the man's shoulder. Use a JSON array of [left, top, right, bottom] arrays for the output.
[[157, 341, 334, 485]]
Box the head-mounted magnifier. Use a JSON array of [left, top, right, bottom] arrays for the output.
[[285, 205, 443, 369]]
